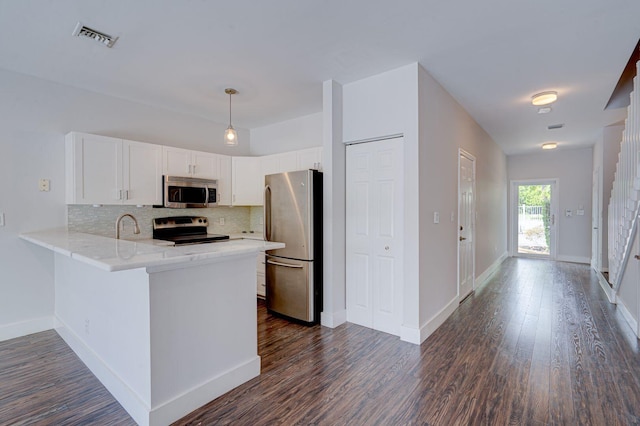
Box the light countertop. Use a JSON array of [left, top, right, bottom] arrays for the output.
[[20, 228, 283, 272]]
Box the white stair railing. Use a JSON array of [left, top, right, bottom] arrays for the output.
[[609, 60, 640, 289]]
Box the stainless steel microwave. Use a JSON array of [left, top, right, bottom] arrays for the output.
[[163, 176, 218, 208]]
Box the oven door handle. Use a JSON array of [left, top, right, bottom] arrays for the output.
[[204, 187, 209, 207], [266, 259, 304, 269]]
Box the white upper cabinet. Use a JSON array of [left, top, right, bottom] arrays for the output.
[[66, 131, 321, 207], [217, 154, 232, 206], [232, 156, 263, 206], [66, 132, 162, 205], [162, 146, 218, 179]]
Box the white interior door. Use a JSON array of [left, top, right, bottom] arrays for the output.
[[458, 150, 475, 300], [346, 137, 404, 336]]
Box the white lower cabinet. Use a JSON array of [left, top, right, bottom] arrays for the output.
[[256, 253, 266, 298], [66, 132, 162, 205]]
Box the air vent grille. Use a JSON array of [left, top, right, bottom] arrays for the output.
[[72, 22, 117, 48], [548, 123, 564, 130]]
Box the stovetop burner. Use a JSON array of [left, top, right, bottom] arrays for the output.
[[152, 216, 229, 245]]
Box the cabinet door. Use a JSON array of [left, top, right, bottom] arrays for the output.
[[192, 151, 218, 179], [66, 133, 122, 204], [232, 156, 263, 205], [163, 146, 192, 177], [296, 147, 322, 171], [217, 154, 232, 206], [123, 140, 163, 205]]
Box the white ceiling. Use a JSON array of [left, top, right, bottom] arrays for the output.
[[0, 0, 638, 155]]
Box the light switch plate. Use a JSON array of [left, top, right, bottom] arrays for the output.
[[0, 212, 5, 227], [38, 178, 50, 192], [433, 212, 440, 224], [219, 217, 225, 225]]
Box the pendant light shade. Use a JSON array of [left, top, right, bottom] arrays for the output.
[[224, 88, 238, 146]]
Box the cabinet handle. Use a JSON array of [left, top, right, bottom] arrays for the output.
[[188, 164, 192, 174], [124, 190, 129, 200], [192, 164, 196, 174]]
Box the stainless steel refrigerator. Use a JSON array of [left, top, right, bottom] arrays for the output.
[[264, 169, 322, 324]]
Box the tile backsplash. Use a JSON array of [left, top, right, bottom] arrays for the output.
[[68, 205, 252, 240]]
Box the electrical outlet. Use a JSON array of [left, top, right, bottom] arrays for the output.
[[219, 217, 225, 225], [0, 212, 4, 227], [38, 178, 50, 192], [433, 212, 440, 224]]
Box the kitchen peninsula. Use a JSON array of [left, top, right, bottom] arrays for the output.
[[20, 228, 284, 426]]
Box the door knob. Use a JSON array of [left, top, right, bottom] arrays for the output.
[[384, 246, 390, 251], [635, 255, 640, 260], [459, 236, 466, 241]]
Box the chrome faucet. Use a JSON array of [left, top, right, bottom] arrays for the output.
[[115, 214, 140, 239]]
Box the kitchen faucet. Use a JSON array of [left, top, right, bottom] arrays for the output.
[[115, 213, 140, 239]]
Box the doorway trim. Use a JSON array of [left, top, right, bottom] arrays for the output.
[[457, 149, 476, 301], [510, 179, 559, 259]]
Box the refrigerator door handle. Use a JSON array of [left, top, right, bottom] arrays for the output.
[[266, 259, 304, 269], [264, 184, 272, 241]]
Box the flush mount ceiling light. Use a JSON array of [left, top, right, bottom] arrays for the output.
[[531, 91, 558, 106], [542, 142, 558, 150], [72, 22, 117, 48], [223, 88, 238, 146]]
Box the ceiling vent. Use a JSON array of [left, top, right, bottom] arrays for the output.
[[548, 123, 564, 130], [72, 22, 117, 48]]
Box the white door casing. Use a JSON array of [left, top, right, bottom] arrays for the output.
[[591, 168, 601, 271], [458, 150, 475, 301], [346, 137, 404, 336]]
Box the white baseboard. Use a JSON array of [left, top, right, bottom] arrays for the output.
[[321, 309, 346, 328], [617, 299, 639, 338], [0, 316, 54, 343], [556, 255, 591, 264], [56, 320, 260, 426], [151, 357, 260, 426], [476, 251, 508, 287], [595, 270, 616, 304], [406, 295, 459, 345]]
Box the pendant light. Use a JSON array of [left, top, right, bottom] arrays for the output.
[[224, 88, 238, 146]]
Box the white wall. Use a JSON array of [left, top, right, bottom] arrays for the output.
[[418, 66, 507, 335], [508, 148, 593, 263], [321, 80, 346, 328], [250, 112, 322, 156], [342, 63, 421, 340], [340, 63, 507, 343], [0, 68, 250, 341]]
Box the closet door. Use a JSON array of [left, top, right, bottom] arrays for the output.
[[346, 137, 404, 336]]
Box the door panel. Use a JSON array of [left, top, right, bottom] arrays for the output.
[[458, 151, 475, 300], [265, 256, 313, 322], [346, 137, 403, 336], [265, 170, 313, 260]]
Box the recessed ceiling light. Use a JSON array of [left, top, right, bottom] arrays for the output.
[[532, 91, 558, 106], [542, 142, 558, 150], [537, 106, 552, 114]]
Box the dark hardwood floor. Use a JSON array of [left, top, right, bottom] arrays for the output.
[[3, 258, 640, 425]]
